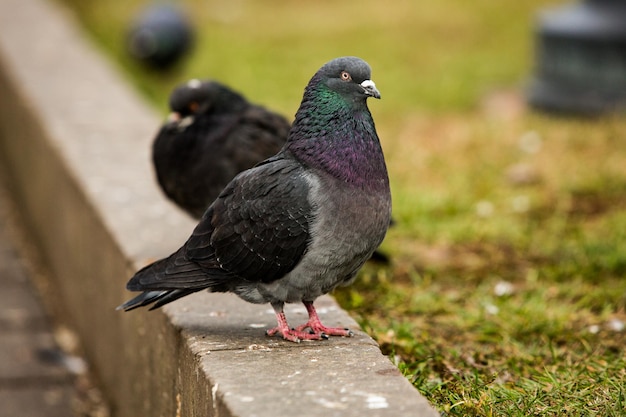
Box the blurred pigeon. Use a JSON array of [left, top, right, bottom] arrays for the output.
[[127, 3, 194, 70], [153, 79, 290, 219], [118, 57, 391, 342]]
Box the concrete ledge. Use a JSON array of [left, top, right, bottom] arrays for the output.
[[0, 0, 437, 416]]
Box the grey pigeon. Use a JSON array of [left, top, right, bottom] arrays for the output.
[[118, 56, 391, 342], [153, 79, 290, 219], [153, 78, 392, 263]]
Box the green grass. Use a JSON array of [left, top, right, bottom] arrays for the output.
[[56, 0, 626, 415], [342, 114, 626, 416]]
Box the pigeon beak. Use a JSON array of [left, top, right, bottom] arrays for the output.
[[360, 80, 381, 99], [167, 111, 181, 122]]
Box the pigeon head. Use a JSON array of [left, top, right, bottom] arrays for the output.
[[294, 56, 381, 121], [168, 79, 248, 118], [315, 56, 381, 103]]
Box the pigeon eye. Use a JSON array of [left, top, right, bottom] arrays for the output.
[[340, 71, 352, 81]]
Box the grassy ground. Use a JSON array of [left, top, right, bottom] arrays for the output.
[[56, 0, 626, 415]]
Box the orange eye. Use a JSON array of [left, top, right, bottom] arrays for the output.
[[340, 71, 352, 81]]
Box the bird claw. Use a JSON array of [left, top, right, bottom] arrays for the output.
[[295, 322, 353, 338], [265, 326, 332, 343], [267, 302, 353, 343]]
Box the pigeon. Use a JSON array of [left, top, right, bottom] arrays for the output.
[[153, 78, 392, 263], [118, 56, 392, 342], [153, 79, 290, 219], [127, 3, 194, 70]]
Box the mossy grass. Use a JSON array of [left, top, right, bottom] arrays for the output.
[[58, 0, 626, 414]]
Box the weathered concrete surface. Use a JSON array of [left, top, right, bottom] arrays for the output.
[[0, 0, 439, 416], [0, 387, 76, 417], [0, 178, 76, 417]]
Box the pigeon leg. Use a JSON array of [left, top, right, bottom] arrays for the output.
[[295, 301, 354, 338], [265, 302, 326, 343]]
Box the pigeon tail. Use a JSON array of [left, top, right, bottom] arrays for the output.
[[116, 289, 199, 311], [119, 247, 232, 311]]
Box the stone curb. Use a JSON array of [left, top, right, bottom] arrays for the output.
[[0, 0, 438, 416]]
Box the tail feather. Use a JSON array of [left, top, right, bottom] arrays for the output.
[[149, 289, 199, 310], [116, 290, 165, 311], [116, 289, 199, 311], [118, 247, 227, 312]]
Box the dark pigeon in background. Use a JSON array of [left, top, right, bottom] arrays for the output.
[[118, 56, 391, 342], [127, 3, 194, 70], [153, 79, 290, 219]]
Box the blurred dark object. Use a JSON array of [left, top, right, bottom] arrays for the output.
[[127, 3, 195, 70], [527, 0, 626, 115]]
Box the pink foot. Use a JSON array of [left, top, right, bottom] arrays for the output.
[[265, 301, 353, 343], [265, 308, 326, 343], [265, 326, 327, 343], [294, 321, 353, 337], [295, 301, 353, 338]]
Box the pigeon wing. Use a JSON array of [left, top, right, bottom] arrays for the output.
[[186, 154, 312, 283], [128, 155, 312, 291]]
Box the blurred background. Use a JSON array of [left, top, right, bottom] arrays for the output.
[[50, 0, 626, 415]]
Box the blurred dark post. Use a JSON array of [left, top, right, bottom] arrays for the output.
[[527, 0, 626, 115], [127, 3, 195, 71]]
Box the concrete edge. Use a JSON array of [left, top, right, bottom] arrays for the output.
[[0, 0, 438, 416]]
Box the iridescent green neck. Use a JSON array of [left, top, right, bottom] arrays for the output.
[[286, 80, 389, 191]]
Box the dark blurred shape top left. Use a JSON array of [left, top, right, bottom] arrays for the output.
[[127, 3, 195, 71]]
